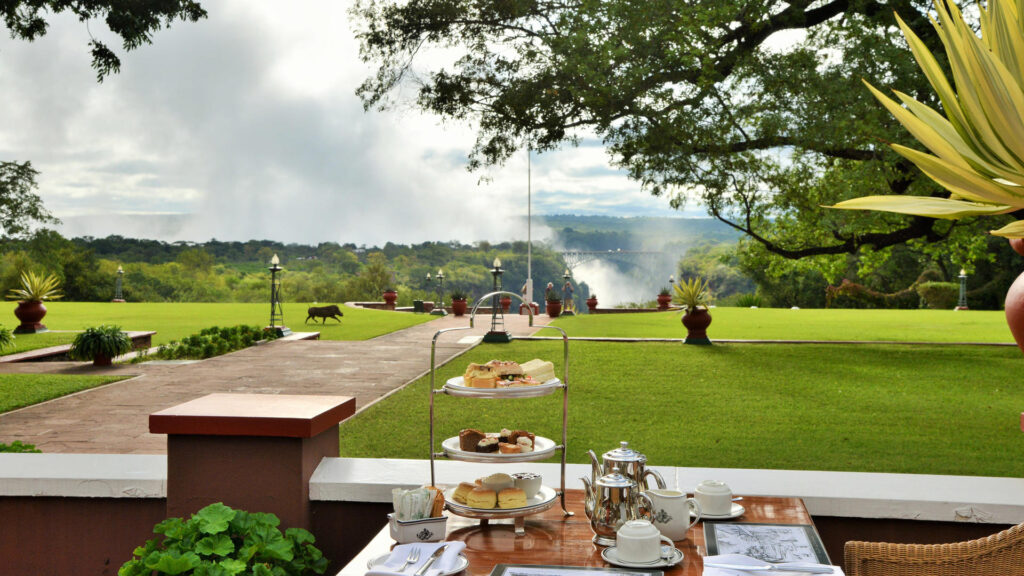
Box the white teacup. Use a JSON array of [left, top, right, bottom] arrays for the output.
[[511, 472, 542, 499], [694, 480, 732, 516], [615, 520, 673, 563], [646, 489, 701, 541]]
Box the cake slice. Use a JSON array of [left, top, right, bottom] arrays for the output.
[[459, 428, 486, 452]]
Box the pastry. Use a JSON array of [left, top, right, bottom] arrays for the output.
[[459, 428, 486, 451], [467, 487, 497, 509], [499, 428, 513, 443], [464, 363, 498, 388], [520, 359, 555, 383], [516, 436, 534, 452], [486, 360, 524, 377], [476, 437, 499, 452], [510, 430, 535, 445], [453, 481, 476, 504], [499, 442, 521, 454], [498, 487, 527, 509]]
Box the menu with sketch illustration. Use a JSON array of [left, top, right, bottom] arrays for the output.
[[703, 522, 831, 564]]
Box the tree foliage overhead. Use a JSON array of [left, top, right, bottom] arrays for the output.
[[0, 161, 57, 239], [2, 0, 207, 81], [352, 0, 1008, 272]]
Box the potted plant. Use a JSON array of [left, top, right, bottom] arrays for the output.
[[68, 325, 133, 366], [545, 282, 562, 318], [586, 294, 598, 312], [382, 287, 398, 309], [674, 277, 713, 345], [6, 271, 62, 334], [119, 502, 328, 576], [657, 287, 673, 310], [450, 289, 469, 316]]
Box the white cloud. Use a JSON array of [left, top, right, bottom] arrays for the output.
[[0, 0, 692, 245]]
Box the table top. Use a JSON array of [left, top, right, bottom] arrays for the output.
[[338, 490, 814, 576]]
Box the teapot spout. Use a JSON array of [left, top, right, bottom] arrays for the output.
[[581, 476, 596, 519], [588, 449, 600, 481]]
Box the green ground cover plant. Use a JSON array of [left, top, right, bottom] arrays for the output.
[[147, 325, 276, 361], [3, 302, 433, 347], [0, 332, 77, 354], [0, 373, 125, 413], [551, 308, 1014, 343], [339, 340, 1024, 478]]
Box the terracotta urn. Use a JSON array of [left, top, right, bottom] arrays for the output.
[[657, 293, 672, 310], [13, 301, 48, 334], [500, 296, 512, 312], [682, 308, 712, 345], [382, 290, 397, 309], [546, 300, 562, 318], [451, 298, 468, 316], [586, 296, 598, 312]]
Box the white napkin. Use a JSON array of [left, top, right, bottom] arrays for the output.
[[366, 541, 467, 576], [703, 554, 845, 576]]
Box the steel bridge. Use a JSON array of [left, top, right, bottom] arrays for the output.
[[560, 249, 666, 271]]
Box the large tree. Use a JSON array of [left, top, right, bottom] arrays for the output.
[[352, 0, 1005, 280]]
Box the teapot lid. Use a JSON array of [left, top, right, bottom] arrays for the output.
[[603, 441, 647, 464], [595, 467, 636, 488]]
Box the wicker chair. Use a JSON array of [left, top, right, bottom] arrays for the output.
[[844, 522, 1024, 576]]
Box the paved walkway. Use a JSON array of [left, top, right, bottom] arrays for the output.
[[0, 313, 550, 454]]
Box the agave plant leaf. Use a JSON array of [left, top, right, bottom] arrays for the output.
[[830, 195, 1012, 219], [889, 145, 1024, 206], [990, 219, 1024, 238]]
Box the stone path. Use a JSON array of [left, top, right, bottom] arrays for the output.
[[0, 313, 549, 454]]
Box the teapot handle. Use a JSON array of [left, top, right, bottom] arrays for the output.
[[644, 468, 667, 490]]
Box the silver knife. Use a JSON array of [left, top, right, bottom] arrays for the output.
[[413, 544, 449, 576], [703, 562, 834, 574]]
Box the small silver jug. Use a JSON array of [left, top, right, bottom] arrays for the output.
[[580, 466, 655, 546]]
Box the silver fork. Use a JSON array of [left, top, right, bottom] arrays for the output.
[[398, 547, 421, 572]]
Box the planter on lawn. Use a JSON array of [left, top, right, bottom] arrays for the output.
[[682, 308, 712, 345]]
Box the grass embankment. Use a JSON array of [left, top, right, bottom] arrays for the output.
[[0, 332, 77, 355], [552, 308, 1015, 343], [2, 302, 435, 348], [0, 373, 126, 413], [339, 340, 1024, 478]]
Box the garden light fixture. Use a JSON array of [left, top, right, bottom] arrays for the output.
[[267, 254, 291, 335], [956, 269, 969, 310], [113, 265, 125, 302], [430, 269, 447, 316], [561, 268, 575, 316], [484, 257, 511, 343]]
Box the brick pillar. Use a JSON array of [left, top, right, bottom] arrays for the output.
[[150, 393, 355, 530]]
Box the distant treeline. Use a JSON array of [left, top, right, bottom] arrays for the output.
[[0, 230, 589, 305]]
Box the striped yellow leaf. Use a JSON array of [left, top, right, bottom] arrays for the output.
[[990, 219, 1024, 238], [829, 196, 1012, 219], [890, 145, 1024, 206]]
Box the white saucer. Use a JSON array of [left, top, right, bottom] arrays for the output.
[[601, 546, 684, 568], [368, 552, 469, 576], [693, 503, 745, 520]]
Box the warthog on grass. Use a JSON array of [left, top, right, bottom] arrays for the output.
[[305, 305, 344, 324]]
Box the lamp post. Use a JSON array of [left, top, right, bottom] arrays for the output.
[[561, 269, 575, 316], [112, 265, 125, 302], [669, 274, 675, 287], [956, 268, 969, 310], [484, 258, 511, 343], [267, 254, 291, 335], [430, 269, 447, 316]]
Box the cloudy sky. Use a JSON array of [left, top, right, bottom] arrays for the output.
[[0, 1, 700, 246]]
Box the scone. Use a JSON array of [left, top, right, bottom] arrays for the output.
[[453, 482, 476, 504], [498, 487, 527, 509], [467, 487, 497, 509]]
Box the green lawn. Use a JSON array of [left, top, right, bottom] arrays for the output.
[[0, 332, 77, 355], [339, 340, 1024, 478], [0, 373, 126, 413], [551, 308, 1015, 343], [1, 302, 435, 348]]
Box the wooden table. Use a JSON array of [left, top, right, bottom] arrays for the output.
[[338, 490, 815, 576]]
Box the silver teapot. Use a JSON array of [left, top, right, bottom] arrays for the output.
[[580, 466, 655, 546], [588, 441, 666, 494]]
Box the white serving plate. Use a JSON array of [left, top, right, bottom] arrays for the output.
[[443, 376, 561, 398], [441, 435, 556, 462], [444, 485, 557, 518]]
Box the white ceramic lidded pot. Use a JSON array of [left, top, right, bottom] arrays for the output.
[[694, 480, 733, 516], [615, 519, 674, 564]]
